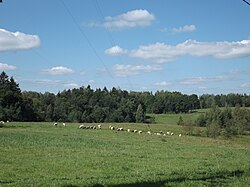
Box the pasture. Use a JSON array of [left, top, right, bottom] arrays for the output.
[[0, 121, 250, 186]]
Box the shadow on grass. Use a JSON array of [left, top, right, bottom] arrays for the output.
[[62, 169, 245, 187]]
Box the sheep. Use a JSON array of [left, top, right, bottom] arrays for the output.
[[97, 125, 102, 129], [127, 129, 131, 132], [93, 126, 97, 129], [159, 131, 163, 134], [156, 133, 161, 136], [0, 121, 4, 124], [147, 131, 151, 135], [6, 120, 9, 123], [138, 130, 143, 134], [63, 123, 66, 127], [117, 127, 124, 131], [85, 126, 90, 129], [133, 130, 138, 133], [90, 126, 93, 129], [179, 134, 182, 137], [166, 132, 170, 135], [79, 124, 85, 129], [54, 122, 58, 126], [163, 134, 166, 136], [171, 132, 174, 136], [110, 126, 115, 130]]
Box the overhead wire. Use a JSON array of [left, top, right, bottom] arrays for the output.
[[59, 0, 119, 88], [93, 0, 134, 91]]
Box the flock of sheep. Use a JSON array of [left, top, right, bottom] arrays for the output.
[[53, 122, 182, 137]]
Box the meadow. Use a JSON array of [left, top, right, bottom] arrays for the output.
[[0, 113, 250, 186]]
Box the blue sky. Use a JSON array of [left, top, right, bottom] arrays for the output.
[[0, 0, 250, 95]]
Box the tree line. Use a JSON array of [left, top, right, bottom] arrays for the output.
[[1, 71, 250, 123]]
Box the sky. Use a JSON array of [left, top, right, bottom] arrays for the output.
[[0, 0, 250, 95]]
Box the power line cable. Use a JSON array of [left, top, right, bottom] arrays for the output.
[[93, 0, 134, 91], [242, 0, 250, 6], [59, 0, 119, 88]]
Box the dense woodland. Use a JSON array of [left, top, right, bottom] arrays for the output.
[[1, 71, 250, 123]]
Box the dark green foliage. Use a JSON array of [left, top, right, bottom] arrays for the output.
[[135, 104, 145, 123], [177, 116, 184, 126]]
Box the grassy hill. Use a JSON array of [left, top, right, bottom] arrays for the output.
[[0, 121, 249, 186]]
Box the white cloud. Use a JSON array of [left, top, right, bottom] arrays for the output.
[[128, 39, 250, 63], [172, 24, 196, 33], [155, 81, 172, 86], [112, 64, 162, 77], [229, 69, 250, 75], [0, 63, 16, 70], [160, 24, 196, 34], [103, 9, 155, 30], [0, 28, 40, 52], [180, 76, 234, 85], [105, 45, 127, 56], [64, 83, 79, 88], [88, 80, 95, 84], [241, 83, 250, 88], [43, 66, 74, 75]]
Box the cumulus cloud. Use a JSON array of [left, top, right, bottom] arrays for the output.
[[0, 28, 40, 52], [155, 81, 172, 86], [43, 66, 74, 75], [112, 64, 162, 77], [0, 63, 16, 70], [229, 69, 250, 75], [128, 39, 250, 63], [103, 9, 155, 30], [172, 24, 196, 33], [161, 24, 196, 33], [180, 76, 234, 85], [105, 45, 127, 56]]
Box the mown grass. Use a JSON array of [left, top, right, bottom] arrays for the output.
[[0, 122, 249, 186]]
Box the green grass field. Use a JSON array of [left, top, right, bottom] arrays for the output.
[[0, 120, 250, 186]]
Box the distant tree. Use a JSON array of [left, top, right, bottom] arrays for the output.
[[136, 104, 145, 123], [177, 116, 184, 126]]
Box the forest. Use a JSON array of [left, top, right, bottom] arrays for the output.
[[1, 71, 250, 123]]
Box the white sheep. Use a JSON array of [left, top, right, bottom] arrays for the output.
[[117, 127, 124, 131], [0, 121, 4, 124], [79, 124, 85, 129], [166, 132, 170, 135], [63, 123, 66, 127], [171, 132, 174, 136], [6, 120, 9, 123], [179, 134, 182, 137], [54, 122, 58, 126], [133, 130, 138, 133], [110, 126, 115, 130], [138, 130, 143, 134], [127, 129, 131, 132], [147, 131, 151, 135], [97, 125, 102, 129], [156, 133, 161, 136], [93, 126, 97, 129], [163, 134, 166, 136]]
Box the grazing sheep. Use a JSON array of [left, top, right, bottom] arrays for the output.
[[163, 134, 166, 136], [86, 126, 90, 129], [110, 126, 115, 130], [179, 134, 182, 137], [63, 123, 66, 127], [97, 125, 102, 129], [6, 120, 9, 123], [0, 121, 4, 124], [133, 130, 138, 133], [156, 133, 161, 136], [79, 124, 85, 129], [54, 122, 58, 126], [117, 127, 124, 131], [171, 132, 174, 136], [166, 132, 170, 135], [138, 130, 143, 134], [147, 131, 151, 135], [127, 129, 131, 132], [159, 131, 163, 134], [109, 125, 112, 129], [93, 126, 97, 129]]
